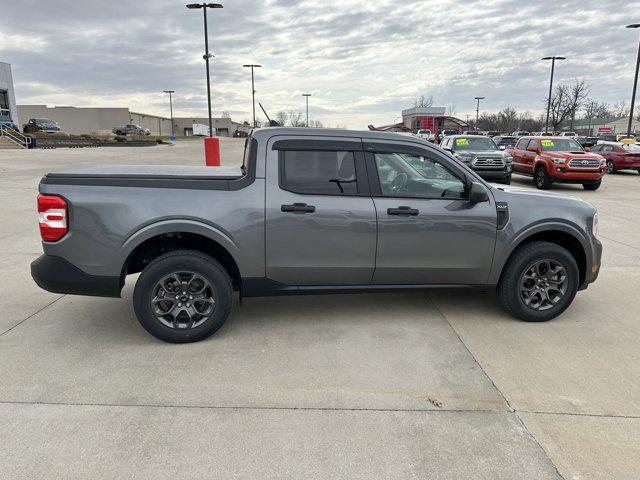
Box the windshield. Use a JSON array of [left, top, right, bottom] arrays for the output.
[[0, 115, 11, 122], [452, 137, 498, 151], [623, 144, 640, 152], [418, 130, 431, 134], [540, 138, 583, 152], [36, 119, 55, 125]]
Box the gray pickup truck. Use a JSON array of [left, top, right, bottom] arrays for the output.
[[32, 128, 602, 343]]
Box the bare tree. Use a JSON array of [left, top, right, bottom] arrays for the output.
[[611, 100, 629, 118], [309, 119, 324, 128], [221, 111, 231, 118], [288, 111, 305, 127], [413, 95, 434, 108], [445, 103, 457, 117], [568, 80, 589, 130], [275, 111, 288, 127]]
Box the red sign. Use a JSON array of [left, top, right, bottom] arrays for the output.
[[598, 127, 612, 133]]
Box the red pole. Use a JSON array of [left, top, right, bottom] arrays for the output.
[[204, 137, 220, 166]]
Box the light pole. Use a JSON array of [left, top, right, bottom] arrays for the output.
[[474, 96, 484, 130], [243, 64, 262, 128], [163, 90, 175, 136], [302, 93, 311, 127], [542, 56, 566, 134], [187, 3, 223, 137], [626, 24, 640, 136]]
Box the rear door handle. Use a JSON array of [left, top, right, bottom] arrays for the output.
[[281, 203, 316, 213], [387, 206, 419, 216]]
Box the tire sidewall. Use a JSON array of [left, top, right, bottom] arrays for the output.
[[500, 242, 579, 322], [535, 166, 550, 189], [133, 251, 233, 343]]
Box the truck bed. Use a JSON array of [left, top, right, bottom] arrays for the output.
[[41, 164, 246, 191]]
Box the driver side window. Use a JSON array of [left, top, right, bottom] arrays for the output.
[[373, 152, 466, 199]]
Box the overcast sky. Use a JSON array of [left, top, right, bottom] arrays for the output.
[[1, 0, 639, 128]]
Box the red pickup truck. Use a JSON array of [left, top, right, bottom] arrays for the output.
[[507, 136, 606, 190]]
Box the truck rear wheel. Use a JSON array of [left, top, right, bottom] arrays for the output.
[[498, 241, 579, 322], [133, 250, 233, 343]]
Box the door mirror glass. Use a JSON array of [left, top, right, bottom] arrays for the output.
[[468, 181, 489, 203]]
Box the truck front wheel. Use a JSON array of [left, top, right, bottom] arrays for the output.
[[534, 166, 551, 189], [498, 241, 579, 322], [133, 250, 233, 343]]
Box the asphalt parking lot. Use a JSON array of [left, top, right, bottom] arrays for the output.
[[1, 138, 639, 479]]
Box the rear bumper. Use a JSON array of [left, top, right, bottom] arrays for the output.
[[31, 254, 122, 297]]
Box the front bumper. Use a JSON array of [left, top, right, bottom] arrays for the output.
[[31, 254, 122, 297], [580, 236, 602, 290], [472, 169, 511, 181], [550, 164, 606, 182]]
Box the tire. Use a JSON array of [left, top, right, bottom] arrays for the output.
[[534, 166, 551, 189], [498, 241, 579, 322], [606, 160, 616, 174], [500, 175, 512, 185], [133, 250, 233, 343], [583, 181, 601, 191]]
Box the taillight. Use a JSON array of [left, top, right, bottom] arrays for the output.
[[37, 194, 68, 242]]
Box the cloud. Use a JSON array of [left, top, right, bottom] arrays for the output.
[[1, 0, 639, 128]]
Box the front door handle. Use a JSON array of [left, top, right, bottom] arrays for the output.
[[281, 203, 316, 213], [387, 206, 419, 216]]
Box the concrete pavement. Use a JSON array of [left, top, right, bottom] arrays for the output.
[[0, 138, 638, 479]]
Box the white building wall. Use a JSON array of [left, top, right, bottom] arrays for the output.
[[0, 62, 19, 129]]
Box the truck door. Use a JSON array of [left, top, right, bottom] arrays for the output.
[[364, 140, 497, 285], [265, 136, 377, 285]]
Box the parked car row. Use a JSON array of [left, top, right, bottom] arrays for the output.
[[436, 133, 617, 191]]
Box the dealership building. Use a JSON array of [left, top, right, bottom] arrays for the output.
[[0, 62, 19, 126], [17, 105, 251, 137], [371, 106, 470, 134]]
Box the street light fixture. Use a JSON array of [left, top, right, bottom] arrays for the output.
[[302, 93, 312, 127], [542, 56, 566, 134], [186, 2, 223, 137], [625, 24, 640, 136], [474, 96, 485, 130], [243, 64, 262, 128], [163, 90, 175, 136]]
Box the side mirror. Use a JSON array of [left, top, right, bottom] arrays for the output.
[[584, 147, 590, 152], [527, 145, 538, 152], [468, 181, 489, 203]]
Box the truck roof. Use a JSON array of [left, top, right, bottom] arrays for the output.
[[252, 127, 442, 150]]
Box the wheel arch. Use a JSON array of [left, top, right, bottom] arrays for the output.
[[119, 220, 242, 290], [492, 224, 588, 287]]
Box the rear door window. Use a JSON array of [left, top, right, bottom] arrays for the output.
[[281, 150, 358, 195]]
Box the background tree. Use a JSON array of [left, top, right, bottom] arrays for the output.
[[287, 111, 305, 127], [309, 119, 324, 128], [275, 111, 288, 127], [445, 103, 457, 117], [413, 95, 434, 108]]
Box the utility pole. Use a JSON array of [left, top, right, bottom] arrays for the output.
[[474, 96, 484, 130], [163, 90, 175, 136], [626, 24, 640, 136], [243, 64, 262, 127], [187, 3, 223, 137], [302, 93, 312, 127], [542, 56, 566, 133]]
